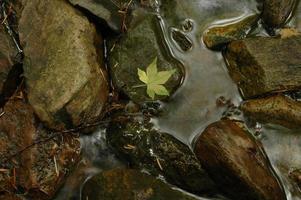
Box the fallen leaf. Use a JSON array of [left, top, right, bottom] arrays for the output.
[[137, 57, 176, 100]]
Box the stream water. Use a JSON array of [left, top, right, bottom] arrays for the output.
[[55, 0, 301, 199]]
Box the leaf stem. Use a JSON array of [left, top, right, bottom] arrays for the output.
[[132, 84, 146, 88]]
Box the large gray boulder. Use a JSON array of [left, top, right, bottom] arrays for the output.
[[19, 0, 109, 130]]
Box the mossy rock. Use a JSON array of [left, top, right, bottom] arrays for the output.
[[109, 14, 183, 103], [203, 15, 259, 50], [82, 169, 199, 200], [107, 116, 216, 195]]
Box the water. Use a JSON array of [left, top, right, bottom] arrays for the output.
[[54, 128, 125, 200], [56, 0, 301, 199], [255, 125, 301, 200]]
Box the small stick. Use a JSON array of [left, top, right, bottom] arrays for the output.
[[123, 144, 136, 150], [0, 111, 5, 118], [156, 157, 163, 171], [12, 167, 16, 189], [54, 156, 59, 177], [0, 168, 9, 172]]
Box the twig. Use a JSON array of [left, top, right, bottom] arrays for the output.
[[12, 167, 16, 189], [3, 119, 111, 163], [156, 157, 163, 171], [1, 2, 23, 54], [119, 0, 134, 32], [132, 84, 146, 88], [54, 156, 59, 177], [0, 110, 5, 118], [0, 168, 9, 172], [123, 144, 136, 150], [3, 108, 137, 163]]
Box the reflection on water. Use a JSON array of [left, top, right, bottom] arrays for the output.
[[154, 0, 257, 146]]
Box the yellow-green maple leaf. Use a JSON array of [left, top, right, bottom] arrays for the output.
[[137, 57, 176, 100]]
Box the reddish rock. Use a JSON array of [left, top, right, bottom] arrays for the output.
[[0, 99, 81, 200], [194, 120, 286, 200]]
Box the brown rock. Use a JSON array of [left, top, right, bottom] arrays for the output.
[[194, 120, 286, 200], [262, 0, 297, 29], [224, 35, 301, 99], [203, 15, 259, 50], [0, 99, 81, 200], [19, 0, 109, 130], [241, 95, 301, 128]]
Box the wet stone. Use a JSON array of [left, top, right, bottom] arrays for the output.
[[241, 94, 301, 129], [194, 120, 286, 200], [262, 0, 297, 29], [109, 14, 183, 103], [19, 0, 109, 131], [171, 29, 193, 51], [224, 34, 301, 99], [107, 116, 217, 195], [203, 15, 259, 50], [82, 169, 198, 200], [0, 99, 81, 200]]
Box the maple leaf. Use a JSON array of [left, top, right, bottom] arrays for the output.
[[137, 57, 176, 100]]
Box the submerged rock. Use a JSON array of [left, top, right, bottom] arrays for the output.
[[82, 169, 198, 200], [194, 120, 286, 200], [19, 0, 109, 130], [241, 95, 301, 128], [224, 34, 301, 99], [107, 116, 216, 195], [109, 14, 183, 103], [262, 0, 297, 29], [203, 15, 259, 50], [0, 99, 81, 200]]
